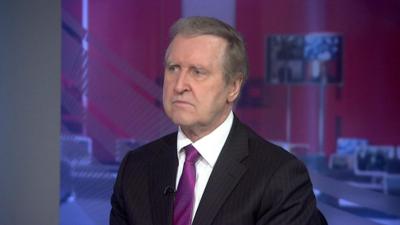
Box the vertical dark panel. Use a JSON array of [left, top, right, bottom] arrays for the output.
[[0, 0, 60, 224], [335, 116, 342, 140]]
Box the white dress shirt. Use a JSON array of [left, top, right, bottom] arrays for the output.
[[176, 111, 234, 221]]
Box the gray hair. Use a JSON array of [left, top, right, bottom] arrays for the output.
[[165, 16, 248, 84]]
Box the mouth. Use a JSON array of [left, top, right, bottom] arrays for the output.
[[172, 100, 194, 107]]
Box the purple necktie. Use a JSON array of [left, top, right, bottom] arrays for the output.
[[173, 144, 200, 225]]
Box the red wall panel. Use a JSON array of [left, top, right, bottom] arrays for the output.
[[236, 0, 400, 155]]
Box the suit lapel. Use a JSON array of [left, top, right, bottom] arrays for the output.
[[193, 117, 249, 225], [148, 133, 178, 225]]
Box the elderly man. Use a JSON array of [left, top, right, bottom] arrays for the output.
[[110, 16, 327, 225]]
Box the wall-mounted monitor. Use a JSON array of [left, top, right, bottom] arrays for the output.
[[354, 145, 396, 176], [266, 33, 343, 85]]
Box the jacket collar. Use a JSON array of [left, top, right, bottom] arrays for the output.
[[148, 116, 250, 225], [148, 132, 178, 225], [192, 116, 249, 225]]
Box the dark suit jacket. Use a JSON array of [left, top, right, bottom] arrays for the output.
[[110, 116, 327, 225]]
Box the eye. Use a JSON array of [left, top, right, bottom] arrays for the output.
[[166, 64, 180, 73], [193, 68, 201, 75], [191, 67, 207, 76]]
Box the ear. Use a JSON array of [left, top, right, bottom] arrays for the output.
[[227, 75, 244, 103]]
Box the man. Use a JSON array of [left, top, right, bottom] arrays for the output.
[[110, 16, 327, 225]]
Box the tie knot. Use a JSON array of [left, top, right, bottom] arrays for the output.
[[184, 145, 200, 164]]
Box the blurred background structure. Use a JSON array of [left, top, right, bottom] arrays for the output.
[[60, 0, 400, 224], [1, 1, 60, 225]]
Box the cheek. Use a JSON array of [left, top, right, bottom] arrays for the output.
[[162, 88, 167, 106], [162, 80, 173, 98], [198, 88, 226, 110], [162, 84, 173, 110]]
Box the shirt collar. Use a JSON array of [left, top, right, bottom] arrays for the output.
[[177, 111, 234, 167]]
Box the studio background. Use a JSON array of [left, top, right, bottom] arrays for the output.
[[61, 1, 400, 224], [1, 0, 399, 225]]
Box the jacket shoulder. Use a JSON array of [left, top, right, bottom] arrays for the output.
[[122, 132, 177, 164], [235, 120, 302, 173]]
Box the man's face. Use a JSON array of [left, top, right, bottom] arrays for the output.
[[163, 34, 241, 136]]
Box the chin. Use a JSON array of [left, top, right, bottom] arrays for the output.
[[171, 118, 194, 127], [169, 114, 196, 127]]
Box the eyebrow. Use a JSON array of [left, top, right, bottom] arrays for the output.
[[165, 60, 210, 72], [165, 61, 178, 67], [189, 65, 205, 70]]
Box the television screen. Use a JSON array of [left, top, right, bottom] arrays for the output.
[[266, 33, 342, 85], [354, 145, 396, 176]]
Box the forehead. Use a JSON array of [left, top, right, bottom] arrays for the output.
[[166, 34, 227, 65]]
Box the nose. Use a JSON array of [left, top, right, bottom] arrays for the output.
[[173, 71, 190, 94]]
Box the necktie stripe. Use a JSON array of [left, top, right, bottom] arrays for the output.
[[173, 145, 200, 225]]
